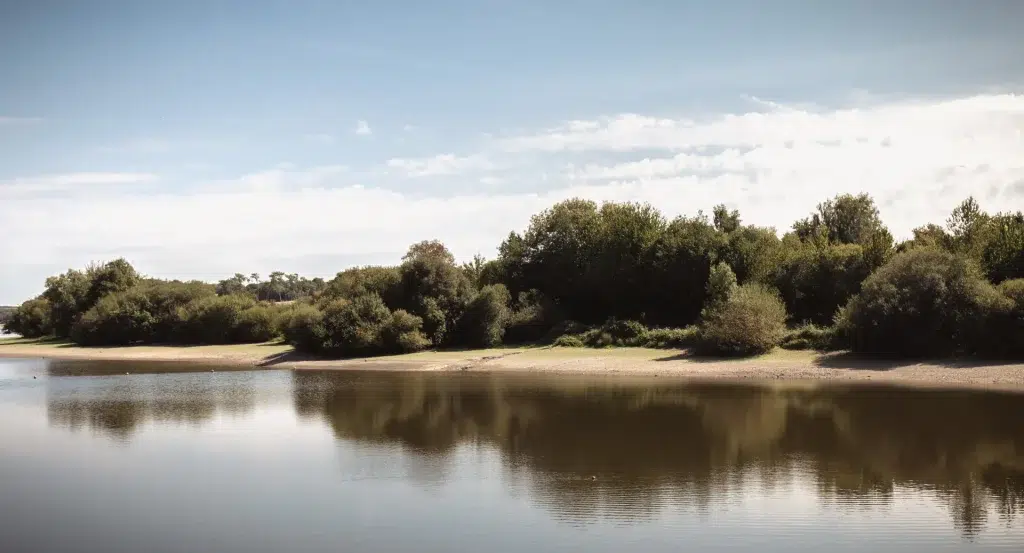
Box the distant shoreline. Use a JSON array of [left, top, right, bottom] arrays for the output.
[[2, 338, 1024, 391]]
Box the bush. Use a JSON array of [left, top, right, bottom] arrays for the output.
[[380, 309, 430, 353], [319, 294, 392, 357], [280, 304, 326, 353], [642, 326, 700, 349], [552, 334, 585, 347], [142, 280, 217, 342], [572, 318, 648, 347], [976, 279, 1024, 359], [455, 284, 511, 348], [780, 324, 837, 351], [233, 305, 279, 343], [697, 283, 788, 356], [835, 248, 1002, 357], [541, 319, 591, 344], [503, 291, 568, 345], [5, 298, 53, 338], [175, 294, 257, 344], [71, 290, 155, 346]]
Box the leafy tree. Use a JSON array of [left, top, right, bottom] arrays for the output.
[[84, 258, 141, 310], [5, 298, 52, 338], [712, 204, 740, 233], [280, 304, 327, 353], [175, 295, 258, 344], [947, 196, 992, 259], [380, 309, 430, 353], [835, 248, 1002, 356], [403, 239, 456, 265], [643, 214, 725, 326], [324, 266, 403, 307], [41, 269, 92, 338], [980, 212, 1024, 283], [718, 224, 782, 284], [514, 198, 603, 321], [455, 284, 511, 347], [591, 202, 666, 320], [977, 279, 1024, 359], [703, 262, 737, 317], [216, 273, 250, 296], [796, 193, 888, 245], [234, 305, 279, 343], [72, 289, 155, 346], [398, 241, 474, 345], [774, 242, 871, 325], [318, 294, 393, 357]]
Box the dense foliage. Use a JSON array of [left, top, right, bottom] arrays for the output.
[[4, 192, 1023, 360]]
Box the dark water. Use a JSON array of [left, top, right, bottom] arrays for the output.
[[1, 359, 1023, 552]]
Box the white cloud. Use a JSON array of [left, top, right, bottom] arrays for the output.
[[386, 154, 493, 177], [0, 172, 158, 198], [504, 94, 1024, 153], [2, 93, 1023, 304], [355, 120, 372, 136]]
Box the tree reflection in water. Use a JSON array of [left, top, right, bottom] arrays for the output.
[[292, 371, 1024, 536]]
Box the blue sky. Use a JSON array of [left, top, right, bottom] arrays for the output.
[[2, 0, 1024, 304]]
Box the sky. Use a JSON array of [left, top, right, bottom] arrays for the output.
[[2, 0, 1023, 304]]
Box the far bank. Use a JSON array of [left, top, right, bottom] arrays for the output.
[[3, 338, 1024, 392]]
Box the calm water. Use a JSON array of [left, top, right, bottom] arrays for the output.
[[1, 359, 1023, 552]]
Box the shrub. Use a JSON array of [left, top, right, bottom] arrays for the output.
[[319, 294, 392, 357], [455, 284, 511, 348], [142, 280, 217, 342], [71, 290, 155, 346], [835, 248, 1002, 357], [175, 294, 257, 344], [5, 298, 53, 338], [697, 283, 788, 356], [280, 304, 326, 353], [780, 324, 837, 351], [501, 291, 565, 344], [642, 326, 700, 349], [552, 334, 585, 347], [233, 305, 279, 343], [380, 309, 430, 353], [541, 320, 591, 344], [596, 318, 648, 346], [976, 279, 1024, 359]]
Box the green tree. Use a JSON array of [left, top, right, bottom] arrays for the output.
[[5, 298, 53, 338], [84, 258, 141, 309], [398, 241, 474, 346], [980, 212, 1024, 283], [774, 242, 871, 325], [836, 248, 1002, 357], [702, 262, 737, 317], [455, 284, 512, 347], [712, 204, 740, 233], [644, 214, 725, 326], [41, 269, 91, 338]]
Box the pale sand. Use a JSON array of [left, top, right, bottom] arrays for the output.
[[2, 338, 1024, 391]]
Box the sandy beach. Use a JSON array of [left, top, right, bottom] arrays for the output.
[[3, 337, 1024, 391]]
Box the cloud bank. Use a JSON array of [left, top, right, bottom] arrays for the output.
[[1, 93, 1022, 303]]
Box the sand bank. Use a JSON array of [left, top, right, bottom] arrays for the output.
[[2, 338, 1024, 391]]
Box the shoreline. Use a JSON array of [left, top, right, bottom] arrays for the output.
[[2, 338, 1024, 391]]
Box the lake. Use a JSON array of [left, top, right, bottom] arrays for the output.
[[1, 358, 1022, 552]]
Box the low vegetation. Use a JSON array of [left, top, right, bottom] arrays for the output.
[[4, 192, 1023, 360]]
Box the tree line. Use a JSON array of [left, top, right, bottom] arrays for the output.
[[4, 192, 1023, 359]]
